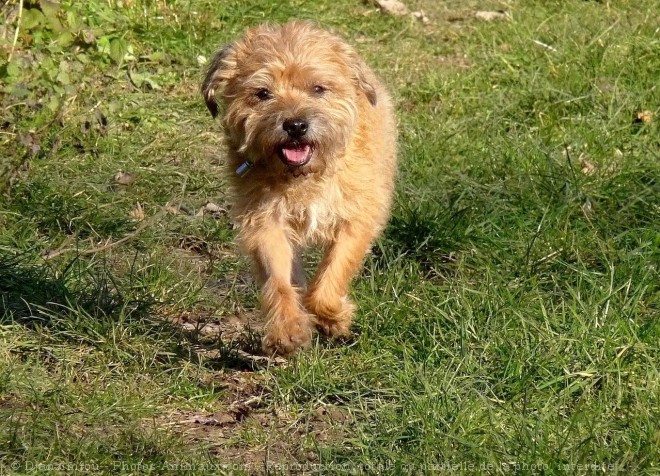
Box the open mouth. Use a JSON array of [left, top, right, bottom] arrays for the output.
[[277, 143, 313, 167]]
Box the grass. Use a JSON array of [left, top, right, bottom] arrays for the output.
[[1, 0, 658, 474]]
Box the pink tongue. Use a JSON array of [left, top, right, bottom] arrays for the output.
[[282, 144, 310, 164]]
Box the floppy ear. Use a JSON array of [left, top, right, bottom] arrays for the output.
[[201, 44, 237, 118], [353, 60, 378, 107], [337, 43, 378, 107]]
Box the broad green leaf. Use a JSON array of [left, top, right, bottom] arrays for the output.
[[109, 38, 129, 63], [149, 51, 169, 63], [56, 68, 71, 85], [46, 96, 61, 112], [66, 10, 81, 31], [21, 9, 46, 31], [96, 35, 111, 55], [129, 71, 161, 90], [5, 61, 21, 78], [41, 57, 58, 81], [57, 31, 74, 47], [39, 0, 64, 32]]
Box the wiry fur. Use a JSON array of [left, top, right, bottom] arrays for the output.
[[202, 21, 397, 355]]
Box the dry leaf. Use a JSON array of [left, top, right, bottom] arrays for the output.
[[165, 204, 183, 215], [475, 11, 509, 21], [370, 0, 409, 17], [192, 413, 235, 426], [196, 202, 228, 218], [204, 202, 225, 213], [113, 171, 136, 185], [446, 10, 470, 22], [129, 202, 145, 220], [634, 110, 653, 124], [412, 10, 430, 24], [18, 133, 41, 157], [580, 157, 596, 176]]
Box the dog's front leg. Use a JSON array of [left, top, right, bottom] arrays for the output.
[[305, 224, 375, 338], [246, 227, 314, 355]]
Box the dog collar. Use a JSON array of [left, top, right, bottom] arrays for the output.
[[235, 160, 253, 176]]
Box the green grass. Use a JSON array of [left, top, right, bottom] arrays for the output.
[[1, 0, 659, 474]]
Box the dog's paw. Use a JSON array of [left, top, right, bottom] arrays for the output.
[[262, 315, 314, 356], [315, 314, 353, 338], [305, 295, 356, 338]]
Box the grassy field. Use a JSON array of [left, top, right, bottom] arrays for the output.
[[1, 0, 658, 474]]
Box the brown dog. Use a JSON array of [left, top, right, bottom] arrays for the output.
[[202, 21, 397, 355]]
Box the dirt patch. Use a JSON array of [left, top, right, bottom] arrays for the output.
[[166, 309, 261, 342], [144, 314, 354, 472], [153, 401, 354, 474], [162, 307, 286, 372], [157, 278, 353, 472]]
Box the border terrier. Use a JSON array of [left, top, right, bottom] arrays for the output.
[[202, 21, 397, 355]]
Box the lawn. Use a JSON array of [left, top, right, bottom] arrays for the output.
[[1, 0, 658, 474]]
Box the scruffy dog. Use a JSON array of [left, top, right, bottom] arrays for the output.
[[202, 21, 397, 355]]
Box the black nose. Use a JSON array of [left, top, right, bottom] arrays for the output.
[[283, 119, 309, 139]]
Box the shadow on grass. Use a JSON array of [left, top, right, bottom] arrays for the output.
[[372, 199, 470, 279], [0, 250, 150, 325], [0, 250, 269, 372]]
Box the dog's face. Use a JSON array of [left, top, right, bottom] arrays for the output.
[[202, 21, 377, 177]]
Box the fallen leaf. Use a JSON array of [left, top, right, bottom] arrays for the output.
[[580, 157, 596, 176], [129, 202, 145, 220], [369, 0, 409, 17], [18, 133, 41, 157], [475, 11, 509, 21], [634, 110, 653, 124], [113, 171, 136, 185], [197, 202, 225, 217], [412, 10, 430, 24], [166, 203, 196, 216], [128, 70, 161, 90], [165, 204, 183, 215], [194, 413, 235, 426], [446, 10, 471, 22]]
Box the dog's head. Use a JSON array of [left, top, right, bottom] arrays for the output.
[[202, 21, 377, 176]]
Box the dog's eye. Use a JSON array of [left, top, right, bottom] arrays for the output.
[[255, 88, 272, 101], [313, 85, 327, 95]]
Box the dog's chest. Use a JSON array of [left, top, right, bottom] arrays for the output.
[[287, 184, 343, 242]]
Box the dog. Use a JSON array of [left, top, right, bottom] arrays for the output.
[[202, 20, 397, 355]]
